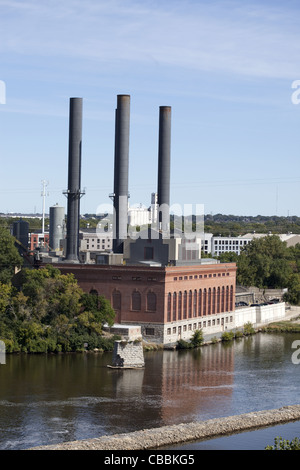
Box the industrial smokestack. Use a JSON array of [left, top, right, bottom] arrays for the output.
[[157, 106, 171, 234], [65, 97, 83, 262], [113, 94, 130, 253]]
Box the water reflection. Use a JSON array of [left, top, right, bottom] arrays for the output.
[[159, 345, 234, 423], [0, 333, 300, 450]]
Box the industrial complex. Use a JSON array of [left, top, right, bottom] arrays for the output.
[[11, 95, 287, 345]]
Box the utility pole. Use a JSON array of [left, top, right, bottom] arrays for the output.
[[41, 180, 49, 235]]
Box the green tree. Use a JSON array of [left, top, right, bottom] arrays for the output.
[[0, 227, 23, 283], [190, 329, 204, 347], [80, 293, 115, 327], [237, 236, 292, 288], [20, 265, 83, 322]]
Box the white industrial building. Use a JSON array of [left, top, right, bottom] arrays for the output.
[[202, 232, 300, 257]]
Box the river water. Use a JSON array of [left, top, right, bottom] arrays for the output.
[[1, 332, 300, 450]]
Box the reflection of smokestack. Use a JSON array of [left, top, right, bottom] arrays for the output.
[[113, 95, 130, 253], [157, 106, 171, 234], [65, 97, 83, 261]]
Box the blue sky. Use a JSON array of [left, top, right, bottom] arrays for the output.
[[1, 0, 300, 217]]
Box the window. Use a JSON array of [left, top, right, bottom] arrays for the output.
[[198, 289, 202, 316], [145, 328, 155, 336], [203, 289, 207, 316], [226, 286, 229, 311], [178, 291, 182, 320], [167, 293, 171, 321], [212, 287, 216, 314], [173, 292, 177, 321], [193, 290, 197, 317], [188, 290, 192, 318], [132, 290, 141, 311], [112, 290, 121, 310], [147, 291, 156, 312], [183, 291, 187, 319], [208, 288, 211, 315]]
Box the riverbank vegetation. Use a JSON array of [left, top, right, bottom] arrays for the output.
[[265, 436, 300, 450], [261, 320, 300, 333], [0, 262, 118, 353]]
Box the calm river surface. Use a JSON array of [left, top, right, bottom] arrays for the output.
[[1, 332, 300, 450]]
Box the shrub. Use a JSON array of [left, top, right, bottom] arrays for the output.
[[234, 330, 244, 338], [221, 331, 235, 342], [177, 339, 193, 349], [191, 329, 204, 347], [243, 322, 256, 335], [265, 436, 300, 450]]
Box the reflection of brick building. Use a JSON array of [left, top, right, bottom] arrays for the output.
[[160, 344, 234, 422], [58, 262, 236, 345]]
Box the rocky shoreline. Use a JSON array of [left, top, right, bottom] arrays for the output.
[[29, 404, 300, 450]]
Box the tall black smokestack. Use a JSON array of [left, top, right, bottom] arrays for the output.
[[65, 97, 83, 262], [113, 94, 130, 253], [157, 106, 171, 234]]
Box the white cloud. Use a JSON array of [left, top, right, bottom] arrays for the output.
[[1, 0, 300, 79]]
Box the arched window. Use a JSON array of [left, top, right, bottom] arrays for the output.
[[112, 289, 121, 310], [226, 286, 229, 312], [208, 288, 211, 315], [173, 292, 177, 321], [221, 286, 225, 312], [193, 289, 197, 317], [183, 291, 187, 319], [230, 285, 233, 311], [203, 288, 207, 316], [217, 287, 220, 313], [89, 289, 98, 296], [132, 290, 141, 311], [147, 291, 157, 312], [178, 291, 182, 320], [188, 290, 193, 318], [212, 287, 216, 314], [167, 292, 172, 321], [198, 289, 202, 316]]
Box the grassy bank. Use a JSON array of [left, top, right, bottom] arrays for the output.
[[261, 319, 300, 333]]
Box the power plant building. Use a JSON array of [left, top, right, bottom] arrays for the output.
[[38, 94, 239, 345]]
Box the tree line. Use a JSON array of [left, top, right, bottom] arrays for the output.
[[0, 227, 118, 353], [218, 234, 300, 304]]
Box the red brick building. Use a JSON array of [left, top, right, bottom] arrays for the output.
[[29, 232, 49, 251], [57, 262, 237, 345]]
